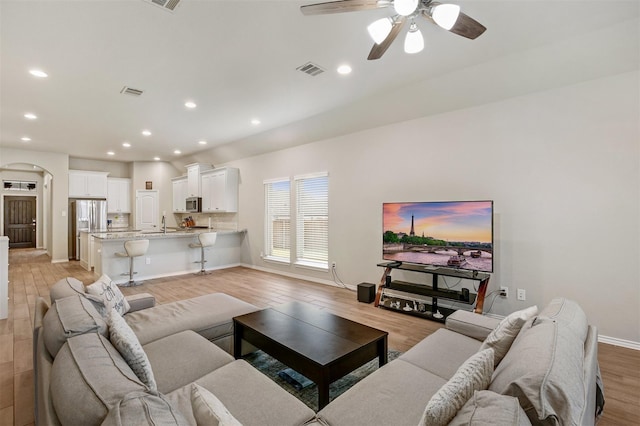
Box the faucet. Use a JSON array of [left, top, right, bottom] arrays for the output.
[[162, 214, 166, 234]]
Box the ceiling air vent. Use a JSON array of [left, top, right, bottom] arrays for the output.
[[143, 0, 182, 12], [296, 62, 325, 77], [120, 86, 144, 96]]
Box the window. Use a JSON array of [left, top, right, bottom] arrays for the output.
[[295, 172, 328, 269], [264, 178, 290, 262], [3, 180, 37, 192]]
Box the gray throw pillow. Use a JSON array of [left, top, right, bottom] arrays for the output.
[[101, 390, 189, 426], [190, 383, 242, 426], [448, 390, 532, 426], [479, 305, 538, 367]]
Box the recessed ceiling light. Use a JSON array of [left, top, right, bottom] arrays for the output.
[[107, 151, 115, 156], [29, 69, 48, 78], [337, 64, 352, 75], [251, 119, 261, 125], [122, 142, 131, 148], [153, 157, 161, 161], [142, 130, 151, 136], [24, 113, 37, 120], [173, 150, 181, 155], [198, 140, 207, 145], [21, 136, 31, 142], [185, 101, 197, 109]]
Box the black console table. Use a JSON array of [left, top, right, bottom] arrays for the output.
[[374, 262, 491, 322]]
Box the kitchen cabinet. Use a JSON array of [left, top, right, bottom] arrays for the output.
[[201, 167, 239, 213], [69, 170, 109, 198], [186, 163, 212, 198], [172, 176, 188, 213], [107, 178, 131, 213]]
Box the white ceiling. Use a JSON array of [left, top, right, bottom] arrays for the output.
[[1, 0, 638, 164]]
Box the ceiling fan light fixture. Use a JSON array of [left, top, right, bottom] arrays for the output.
[[394, 0, 418, 16], [431, 4, 460, 30], [404, 22, 424, 54], [367, 17, 393, 44]]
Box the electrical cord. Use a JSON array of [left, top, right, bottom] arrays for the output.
[[331, 264, 352, 291]]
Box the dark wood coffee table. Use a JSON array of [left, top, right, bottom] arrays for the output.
[[233, 301, 388, 410]]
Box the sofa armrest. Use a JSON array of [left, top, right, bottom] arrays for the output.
[[445, 310, 501, 341], [125, 293, 156, 312]]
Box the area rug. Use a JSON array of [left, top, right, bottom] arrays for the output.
[[244, 349, 402, 412]]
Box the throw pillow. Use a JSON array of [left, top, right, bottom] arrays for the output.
[[191, 383, 242, 426], [448, 390, 533, 426], [479, 305, 538, 367], [419, 348, 494, 426], [86, 274, 130, 316], [49, 277, 85, 303], [101, 390, 189, 426], [107, 308, 157, 392]]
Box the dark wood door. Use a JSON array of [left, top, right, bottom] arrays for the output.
[[3, 196, 36, 248]]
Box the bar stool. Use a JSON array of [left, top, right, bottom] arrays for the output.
[[115, 239, 149, 287], [189, 232, 217, 275]]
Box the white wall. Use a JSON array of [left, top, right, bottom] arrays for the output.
[[227, 71, 639, 343], [69, 158, 131, 178], [131, 162, 182, 227]]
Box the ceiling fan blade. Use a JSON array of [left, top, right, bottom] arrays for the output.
[[301, 0, 389, 15], [447, 12, 486, 40], [368, 17, 406, 60]]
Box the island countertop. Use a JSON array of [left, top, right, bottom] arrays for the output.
[[91, 228, 245, 240]]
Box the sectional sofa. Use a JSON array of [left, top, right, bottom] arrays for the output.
[[33, 276, 603, 425]]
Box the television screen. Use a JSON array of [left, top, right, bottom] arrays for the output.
[[383, 201, 493, 272]]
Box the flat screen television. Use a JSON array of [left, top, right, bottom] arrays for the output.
[[383, 200, 493, 272]]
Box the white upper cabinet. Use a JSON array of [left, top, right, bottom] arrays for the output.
[[201, 167, 239, 213], [186, 163, 212, 198], [69, 170, 109, 198], [107, 178, 131, 213], [172, 176, 188, 213]]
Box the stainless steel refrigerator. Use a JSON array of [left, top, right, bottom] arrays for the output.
[[69, 199, 107, 260]]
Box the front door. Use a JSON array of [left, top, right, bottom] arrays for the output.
[[3, 196, 36, 248]]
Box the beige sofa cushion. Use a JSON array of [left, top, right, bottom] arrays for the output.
[[480, 305, 538, 367], [51, 333, 147, 425], [49, 277, 85, 303], [125, 293, 259, 346], [42, 294, 108, 357], [419, 348, 494, 426], [489, 311, 589, 425], [101, 391, 189, 426], [449, 390, 533, 426], [107, 308, 157, 392], [191, 384, 242, 426]]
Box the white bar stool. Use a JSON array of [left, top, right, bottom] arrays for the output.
[[189, 232, 217, 275], [115, 239, 149, 287]]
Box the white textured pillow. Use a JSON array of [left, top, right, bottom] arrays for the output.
[[107, 308, 157, 392], [86, 274, 130, 316], [480, 305, 538, 366], [419, 348, 494, 426], [191, 383, 242, 426]]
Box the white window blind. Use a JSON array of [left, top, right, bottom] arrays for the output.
[[295, 173, 328, 268], [264, 179, 290, 262]]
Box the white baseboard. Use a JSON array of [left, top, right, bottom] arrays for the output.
[[51, 258, 69, 264], [240, 263, 357, 291], [597, 335, 640, 351]]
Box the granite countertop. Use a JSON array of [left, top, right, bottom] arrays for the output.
[[91, 228, 245, 240]]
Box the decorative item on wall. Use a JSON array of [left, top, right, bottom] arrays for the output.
[[300, 0, 486, 60], [145, 181, 152, 190]]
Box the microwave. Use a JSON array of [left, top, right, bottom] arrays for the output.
[[186, 197, 202, 213]]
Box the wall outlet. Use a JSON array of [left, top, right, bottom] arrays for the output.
[[145, 257, 151, 265], [517, 288, 526, 301], [500, 286, 508, 298], [331, 261, 337, 269]]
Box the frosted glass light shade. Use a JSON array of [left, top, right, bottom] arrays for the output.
[[432, 4, 460, 30], [394, 0, 419, 16], [404, 23, 424, 54], [367, 18, 393, 44]]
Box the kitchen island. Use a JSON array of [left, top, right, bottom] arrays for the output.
[[92, 229, 245, 285]]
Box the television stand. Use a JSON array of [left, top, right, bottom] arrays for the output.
[[373, 262, 491, 323]]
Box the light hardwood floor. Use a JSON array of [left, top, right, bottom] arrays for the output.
[[1, 248, 638, 425]]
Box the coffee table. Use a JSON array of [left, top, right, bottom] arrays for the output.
[[233, 301, 388, 410]]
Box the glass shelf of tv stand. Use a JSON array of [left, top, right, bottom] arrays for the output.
[[375, 262, 492, 320]]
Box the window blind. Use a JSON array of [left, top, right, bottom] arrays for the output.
[[264, 179, 291, 261], [295, 173, 328, 267]]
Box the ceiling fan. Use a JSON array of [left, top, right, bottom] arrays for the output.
[[300, 0, 486, 60]]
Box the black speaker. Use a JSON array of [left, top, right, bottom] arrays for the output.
[[357, 283, 375, 303]]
